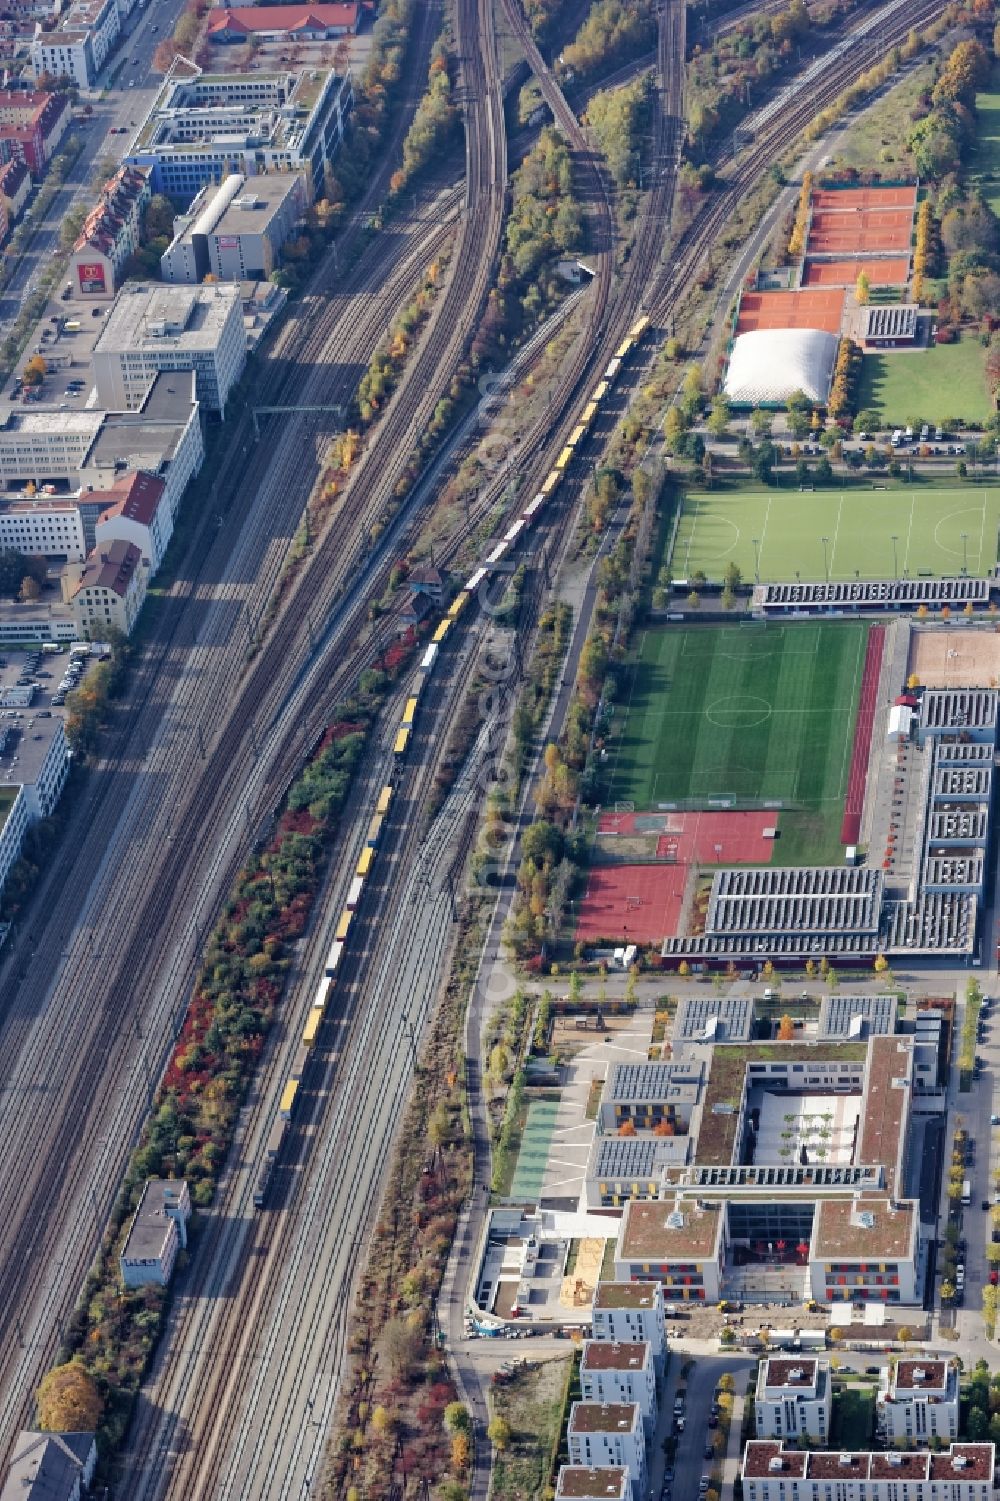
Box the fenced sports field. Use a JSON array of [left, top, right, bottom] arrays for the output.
[[608, 622, 870, 862], [672, 486, 1000, 583]]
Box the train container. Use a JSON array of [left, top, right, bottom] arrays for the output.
[[376, 785, 393, 816], [324, 943, 342, 978], [628, 312, 650, 341], [446, 592, 469, 620], [567, 423, 586, 448], [292, 1040, 312, 1078], [541, 470, 561, 496], [402, 694, 420, 728], [394, 725, 411, 755], [504, 518, 526, 545], [302, 1010, 321, 1048], [367, 812, 384, 849], [604, 356, 622, 382], [335, 908, 352, 942], [356, 846, 375, 879], [485, 540, 509, 565], [614, 334, 634, 361], [554, 446, 574, 471], [522, 493, 546, 521], [346, 873, 365, 909], [254, 1117, 288, 1208], [279, 1078, 299, 1120], [314, 976, 333, 1011], [432, 620, 451, 645], [590, 379, 609, 403], [580, 401, 598, 429], [465, 566, 487, 593], [420, 642, 439, 673]]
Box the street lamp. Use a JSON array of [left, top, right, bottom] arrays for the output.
[[821, 535, 830, 587], [962, 532, 969, 576], [891, 534, 899, 580], [752, 536, 761, 584]]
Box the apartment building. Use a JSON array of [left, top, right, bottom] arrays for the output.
[[742, 1443, 994, 1501], [92, 283, 245, 414], [754, 1359, 832, 1443], [566, 1405, 645, 1496], [590, 1283, 666, 1373], [31, 0, 132, 87], [0, 88, 68, 173], [877, 1360, 960, 1444], [119, 1178, 191, 1288], [69, 163, 151, 298], [0, 158, 29, 221], [93, 470, 170, 573], [68, 537, 146, 637], [126, 61, 353, 204], [555, 1468, 633, 1501], [0, 499, 86, 559], [580, 1343, 656, 1434], [160, 170, 308, 283]]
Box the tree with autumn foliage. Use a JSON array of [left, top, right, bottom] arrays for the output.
[[777, 1014, 794, 1041], [36, 1362, 102, 1432]]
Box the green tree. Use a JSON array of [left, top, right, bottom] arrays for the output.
[[707, 394, 730, 437], [444, 1402, 471, 1435], [488, 1416, 512, 1451]]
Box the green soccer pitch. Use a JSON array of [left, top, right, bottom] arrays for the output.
[[672, 486, 1000, 583], [609, 623, 870, 860]]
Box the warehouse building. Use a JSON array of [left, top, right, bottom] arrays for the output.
[[160, 171, 308, 284]]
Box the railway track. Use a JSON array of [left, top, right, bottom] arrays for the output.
[[0, 0, 947, 1481]]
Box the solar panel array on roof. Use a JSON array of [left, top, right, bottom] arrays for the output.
[[818, 994, 896, 1040]]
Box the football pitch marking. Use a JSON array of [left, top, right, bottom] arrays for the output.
[[705, 694, 773, 729], [933, 503, 988, 565]]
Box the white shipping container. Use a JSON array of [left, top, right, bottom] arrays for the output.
[[346, 874, 364, 910]]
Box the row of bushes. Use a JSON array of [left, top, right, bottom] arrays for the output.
[[390, 31, 460, 198], [47, 644, 417, 1466]]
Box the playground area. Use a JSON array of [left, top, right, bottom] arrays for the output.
[[672, 486, 1000, 583]]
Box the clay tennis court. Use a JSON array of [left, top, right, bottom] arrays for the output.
[[802, 256, 910, 288], [908, 628, 1000, 688], [736, 288, 845, 336], [806, 208, 913, 256], [575, 863, 687, 944], [812, 186, 917, 213]]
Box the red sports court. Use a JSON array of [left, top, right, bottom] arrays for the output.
[[806, 208, 913, 256], [802, 256, 910, 288], [736, 288, 845, 336], [575, 864, 686, 945], [582, 811, 777, 942], [811, 186, 916, 213]]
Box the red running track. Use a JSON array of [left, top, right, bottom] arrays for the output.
[[840, 624, 885, 846]]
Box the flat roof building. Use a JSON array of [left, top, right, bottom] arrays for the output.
[[877, 1359, 959, 1444], [581, 1342, 656, 1432], [93, 283, 245, 414], [567, 1403, 645, 1494], [742, 1442, 993, 1501], [120, 1178, 191, 1288], [860, 304, 918, 347], [126, 59, 352, 204], [555, 1468, 633, 1501], [160, 171, 308, 285], [591, 1282, 666, 1371], [755, 1358, 831, 1442]]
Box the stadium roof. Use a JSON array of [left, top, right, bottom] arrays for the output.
[[723, 327, 838, 406]]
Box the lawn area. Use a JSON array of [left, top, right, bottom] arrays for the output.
[[826, 64, 930, 178], [857, 337, 993, 426], [972, 68, 1000, 217], [672, 485, 1000, 582], [609, 623, 867, 861], [831, 1386, 875, 1449], [489, 1356, 574, 1501]]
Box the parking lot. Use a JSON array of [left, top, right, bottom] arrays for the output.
[[11, 297, 108, 413]]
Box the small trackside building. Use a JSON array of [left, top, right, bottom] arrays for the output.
[[119, 1178, 191, 1288], [754, 1358, 832, 1443], [742, 1442, 994, 1501], [590, 1282, 666, 1374], [555, 1467, 633, 1501], [877, 1359, 959, 1444], [566, 1404, 645, 1495], [0, 1430, 97, 1501], [580, 1342, 656, 1433]]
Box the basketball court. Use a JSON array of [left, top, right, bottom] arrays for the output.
[[802, 256, 910, 287], [736, 288, 845, 336], [654, 810, 777, 865]]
